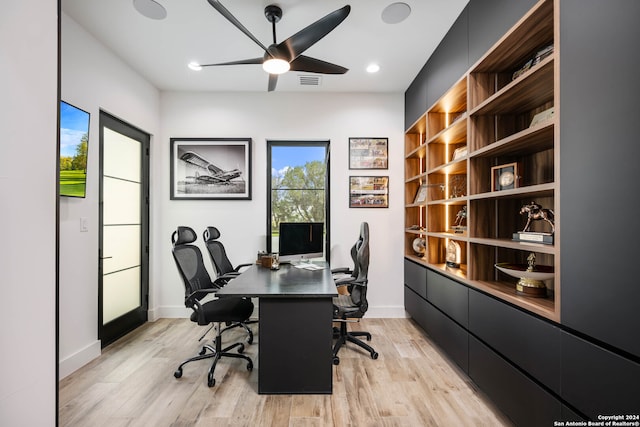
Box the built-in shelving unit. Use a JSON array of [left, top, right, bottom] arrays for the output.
[[405, 0, 559, 321]]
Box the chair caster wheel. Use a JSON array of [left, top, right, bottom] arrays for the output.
[[238, 344, 245, 354], [247, 336, 253, 345], [247, 361, 253, 371], [371, 352, 379, 360], [199, 347, 207, 356], [174, 369, 182, 378], [207, 373, 215, 387], [332, 357, 340, 365]]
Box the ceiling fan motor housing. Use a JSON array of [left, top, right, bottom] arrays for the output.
[[264, 5, 282, 23]]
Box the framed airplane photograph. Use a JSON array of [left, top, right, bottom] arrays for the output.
[[170, 137, 252, 200]]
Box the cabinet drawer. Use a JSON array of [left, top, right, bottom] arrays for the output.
[[404, 259, 427, 299], [469, 336, 561, 427], [404, 286, 428, 331], [562, 332, 640, 420], [426, 269, 468, 328], [469, 289, 561, 394], [424, 300, 468, 373]]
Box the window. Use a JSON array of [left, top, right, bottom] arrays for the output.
[[267, 141, 330, 258]]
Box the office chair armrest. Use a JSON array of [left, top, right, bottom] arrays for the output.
[[213, 273, 239, 287], [331, 267, 352, 274], [185, 287, 219, 306], [233, 263, 253, 272], [339, 278, 367, 288], [334, 276, 353, 287]]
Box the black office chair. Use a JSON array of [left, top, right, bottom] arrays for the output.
[[203, 226, 253, 285], [331, 231, 360, 293], [171, 226, 254, 387], [331, 222, 379, 365]]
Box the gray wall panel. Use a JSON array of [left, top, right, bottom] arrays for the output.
[[424, 7, 469, 110], [468, 0, 538, 67], [559, 0, 640, 358]]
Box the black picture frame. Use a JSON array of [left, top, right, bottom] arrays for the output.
[[349, 176, 389, 208], [170, 137, 252, 200], [349, 137, 388, 169]]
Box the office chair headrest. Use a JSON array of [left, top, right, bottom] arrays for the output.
[[203, 226, 221, 241], [172, 226, 197, 246]]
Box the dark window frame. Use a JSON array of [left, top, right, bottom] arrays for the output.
[[266, 140, 330, 259]]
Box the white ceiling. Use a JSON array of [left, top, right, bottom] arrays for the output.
[[62, 0, 468, 93]]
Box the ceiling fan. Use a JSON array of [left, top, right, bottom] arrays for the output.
[[196, 0, 351, 92]]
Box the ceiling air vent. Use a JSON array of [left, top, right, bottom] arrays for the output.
[[299, 75, 322, 86]]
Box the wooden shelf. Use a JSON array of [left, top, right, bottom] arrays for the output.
[[405, 0, 557, 321]]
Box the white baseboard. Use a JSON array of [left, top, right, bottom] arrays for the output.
[[365, 306, 409, 318], [152, 305, 191, 319], [59, 340, 101, 379]]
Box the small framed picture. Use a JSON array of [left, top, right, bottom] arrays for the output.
[[349, 137, 388, 169], [413, 184, 428, 204], [491, 162, 519, 191], [349, 176, 389, 208]]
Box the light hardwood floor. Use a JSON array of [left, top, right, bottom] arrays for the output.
[[59, 318, 513, 426]]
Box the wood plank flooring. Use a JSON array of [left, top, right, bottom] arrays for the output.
[[59, 318, 513, 426]]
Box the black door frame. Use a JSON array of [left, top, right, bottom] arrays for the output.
[[98, 111, 150, 348]]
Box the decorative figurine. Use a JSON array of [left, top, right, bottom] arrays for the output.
[[454, 206, 467, 227], [519, 201, 555, 234]]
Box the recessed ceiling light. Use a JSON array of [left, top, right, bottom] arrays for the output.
[[367, 63, 380, 73], [381, 2, 411, 24], [133, 0, 167, 20], [188, 62, 202, 71]]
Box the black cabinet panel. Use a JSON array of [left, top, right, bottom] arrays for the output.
[[424, 300, 468, 373], [559, 0, 640, 358], [469, 290, 561, 394], [426, 269, 468, 328], [469, 336, 561, 427], [468, 0, 538, 67], [561, 405, 585, 423], [404, 286, 428, 332], [404, 64, 429, 130], [404, 259, 427, 299], [561, 332, 640, 420], [424, 8, 469, 110]]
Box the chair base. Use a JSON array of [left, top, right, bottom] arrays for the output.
[[174, 323, 253, 387], [331, 320, 378, 365]]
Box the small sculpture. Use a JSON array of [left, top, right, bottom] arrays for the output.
[[520, 202, 555, 234], [454, 205, 467, 227], [526, 252, 536, 271]]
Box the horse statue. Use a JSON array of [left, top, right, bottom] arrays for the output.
[[454, 205, 467, 227], [520, 202, 555, 233]]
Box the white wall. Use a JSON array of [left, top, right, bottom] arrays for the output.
[[0, 1, 57, 425], [155, 91, 407, 319], [59, 13, 161, 378]]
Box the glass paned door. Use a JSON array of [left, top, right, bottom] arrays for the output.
[[99, 112, 149, 347]]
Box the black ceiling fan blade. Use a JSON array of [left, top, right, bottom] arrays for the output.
[[267, 74, 278, 92], [206, 0, 271, 56], [277, 5, 351, 61], [289, 55, 348, 74], [200, 57, 264, 67]]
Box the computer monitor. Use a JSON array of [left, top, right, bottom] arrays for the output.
[[278, 222, 324, 263]]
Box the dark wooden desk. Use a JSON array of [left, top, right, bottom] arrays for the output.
[[216, 262, 337, 394]]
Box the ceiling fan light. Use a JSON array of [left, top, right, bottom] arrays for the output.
[[188, 62, 202, 71], [262, 58, 290, 74], [367, 63, 380, 73]]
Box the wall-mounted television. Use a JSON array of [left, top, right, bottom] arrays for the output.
[[278, 222, 325, 263], [59, 100, 90, 198]]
